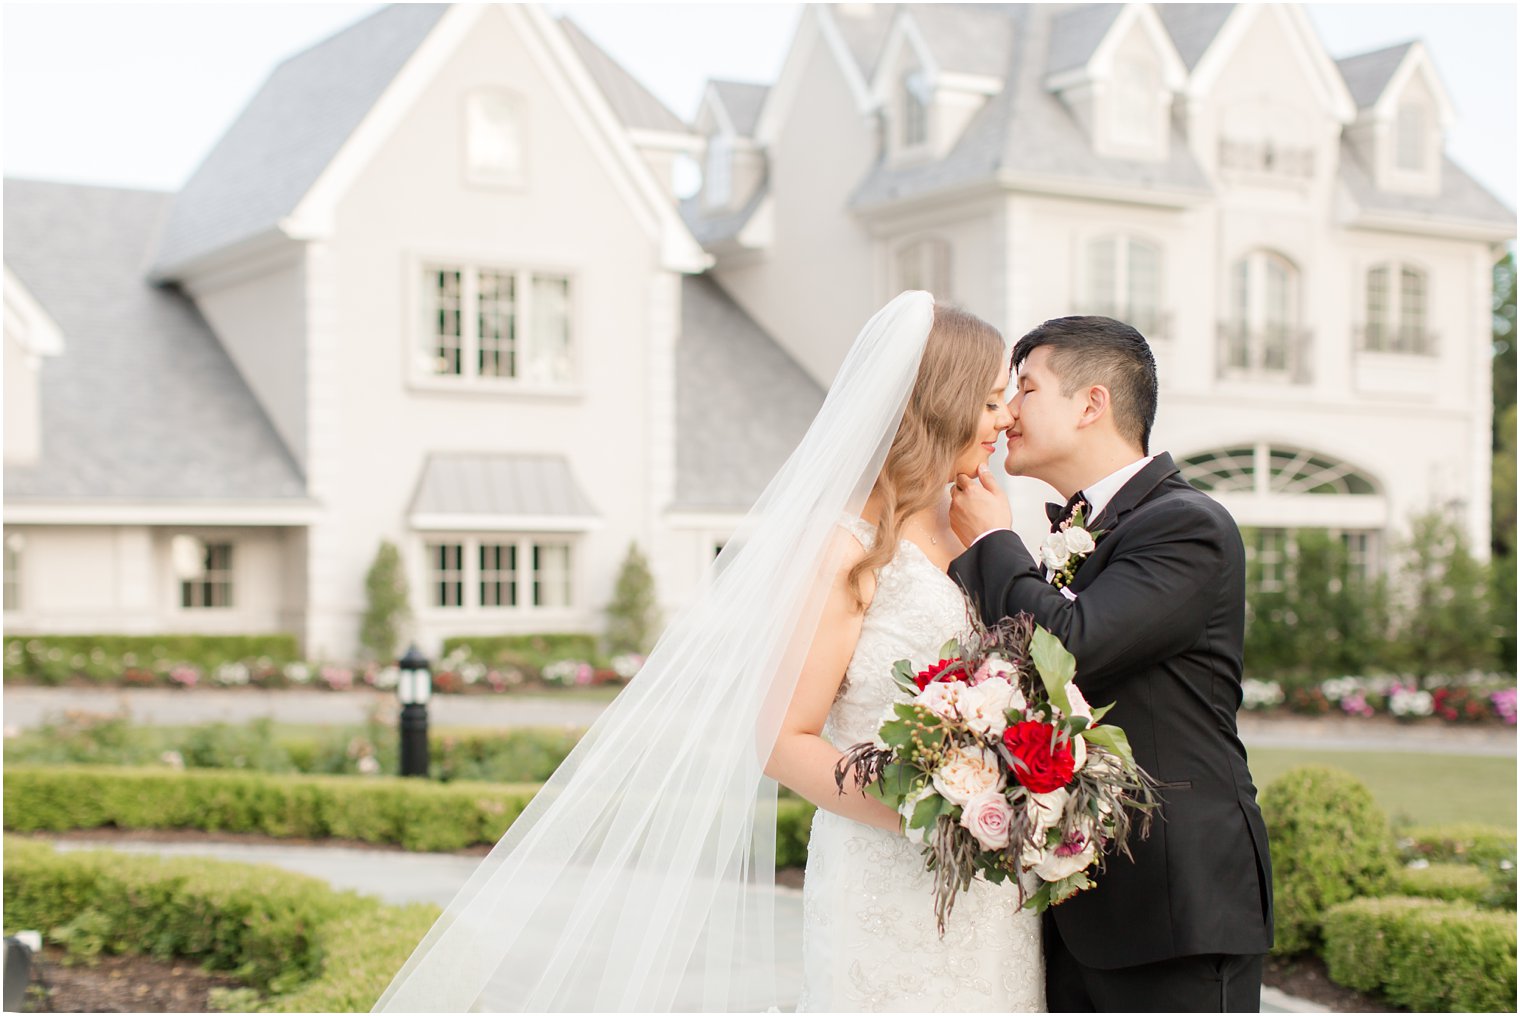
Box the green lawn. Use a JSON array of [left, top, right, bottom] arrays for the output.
[[1247, 747, 1516, 829]]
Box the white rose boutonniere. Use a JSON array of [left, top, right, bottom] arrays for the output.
[[1047, 508, 1105, 589]]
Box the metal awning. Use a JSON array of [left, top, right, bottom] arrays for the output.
[[407, 453, 602, 532]]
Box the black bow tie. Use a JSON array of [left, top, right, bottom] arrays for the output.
[[1046, 491, 1090, 532]]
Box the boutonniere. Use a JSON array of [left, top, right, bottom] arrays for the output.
[[1040, 508, 1106, 589]]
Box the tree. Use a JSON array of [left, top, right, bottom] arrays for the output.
[[1493, 250, 1516, 431], [1390, 510, 1494, 683], [605, 542, 661, 656], [360, 540, 411, 663], [1492, 404, 1517, 673]]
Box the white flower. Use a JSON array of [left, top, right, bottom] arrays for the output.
[[1025, 787, 1069, 837], [1070, 732, 1087, 774], [899, 784, 938, 846], [1040, 534, 1071, 571], [931, 744, 1006, 806], [1032, 837, 1096, 882], [1390, 688, 1434, 717], [1062, 527, 1096, 555], [959, 677, 1016, 736], [1242, 679, 1285, 709], [1064, 682, 1092, 722], [959, 790, 1015, 850], [159, 750, 185, 770], [913, 680, 966, 722], [357, 756, 381, 775]]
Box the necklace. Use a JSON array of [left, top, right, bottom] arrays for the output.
[[909, 520, 939, 546]]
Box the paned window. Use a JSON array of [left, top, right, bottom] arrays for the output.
[[479, 543, 517, 608], [1252, 529, 1288, 593], [1362, 263, 1431, 354], [1180, 444, 1378, 496], [900, 70, 929, 149], [1111, 56, 1160, 149], [1222, 250, 1305, 380], [3, 535, 20, 612], [1083, 235, 1164, 336], [895, 237, 951, 299], [181, 543, 234, 610], [422, 266, 572, 385], [533, 542, 572, 608], [423, 537, 574, 612], [429, 543, 464, 609], [1396, 101, 1427, 172]]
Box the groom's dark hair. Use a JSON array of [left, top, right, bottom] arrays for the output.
[[1013, 316, 1158, 452]]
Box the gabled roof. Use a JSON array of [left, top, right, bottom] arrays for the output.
[[851, 4, 1211, 209], [1336, 42, 1418, 110], [3, 179, 308, 505], [827, 4, 898, 82], [1155, 3, 1235, 70], [559, 17, 689, 135], [901, 3, 1018, 79], [709, 80, 769, 137], [674, 276, 824, 511], [1046, 3, 1124, 77], [150, 4, 449, 276], [1337, 142, 1514, 234]]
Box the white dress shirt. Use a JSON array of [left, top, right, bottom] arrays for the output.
[[971, 455, 1156, 547]]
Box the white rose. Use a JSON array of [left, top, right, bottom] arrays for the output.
[[1025, 787, 1069, 837], [1062, 527, 1096, 555], [1032, 838, 1096, 882], [913, 680, 966, 722], [959, 790, 1014, 851], [1064, 682, 1092, 722], [931, 744, 1006, 806], [1040, 534, 1071, 570], [959, 677, 1015, 736], [898, 784, 938, 846], [973, 657, 1018, 686], [1070, 732, 1087, 774]]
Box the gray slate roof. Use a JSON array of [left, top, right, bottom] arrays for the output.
[[828, 4, 898, 81], [906, 3, 1018, 78], [678, 179, 769, 250], [4, 179, 308, 504], [151, 4, 448, 276], [1046, 3, 1123, 77], [1335, 42, 1417, 110], [1337, 142, 1514, 230], [710, 80, 769, 137], [559, 17, 689, 135], [409, 453, 599, 519], [850, 4, 1213, 209], [675, 276, 824, 511], [1155, 3, 1236, 70]]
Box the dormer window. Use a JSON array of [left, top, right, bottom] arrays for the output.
[[900, 70, 930, 149], [1395, 100, 1427, 172], [704, 134, 733, 208], [466, 90, 525, 186], [1111, 55, 1161, 151]]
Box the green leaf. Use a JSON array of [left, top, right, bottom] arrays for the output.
[[865, 761, 916, 806], [909, 792, 945, 830], [878, 719, 913, 750], [1048, 871, 1095, 906], [938, 638, 961, 660], [1022, 882, 1053, 913], [1079, 724, 1136, 768], [1030, 627, 1075, 716], [892, 659, 915, 681], [1089, 701, 1115, 725]]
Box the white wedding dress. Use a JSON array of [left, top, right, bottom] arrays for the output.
[[796, 518, 1044, 1013]]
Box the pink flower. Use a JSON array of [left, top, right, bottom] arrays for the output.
[[913, 680, 966, 722], [959, 789, 1014, 850]]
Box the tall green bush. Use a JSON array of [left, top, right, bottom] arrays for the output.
[[360, 540, 411, 664], [605, 542, 661, 655], [1260, 766, 1395, 954], [1392, 510, 1495, 682]]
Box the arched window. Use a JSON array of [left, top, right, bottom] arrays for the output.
[[465, 90, 525, 186], [1084, 235, 1164, 337], [1363, 263, 1431, 354], [1179, 444, 1378, 496], [1222, 250, 1306, 381], [895, 237, 951, 299], [1396, 101, 1427, 172]]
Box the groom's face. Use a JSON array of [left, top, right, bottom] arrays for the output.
[[1003, 347, 1087, 480]]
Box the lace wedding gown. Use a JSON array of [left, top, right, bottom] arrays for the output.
[[795, 519, 1044, 1013]]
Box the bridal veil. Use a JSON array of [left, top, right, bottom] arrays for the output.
[[374, 291, 936, 1012]]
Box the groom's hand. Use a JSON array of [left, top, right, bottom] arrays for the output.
[[949, 464, 1012, 546]]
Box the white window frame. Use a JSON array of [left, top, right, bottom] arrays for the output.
[[1362, 261, 1433, 355], [894, 236, 951, 300], [419, 534, 578, 616], [1395, 100, 1428, 173], [704, 133, 733, 208], [898, 68, 930, 153], [464, 88, 527, 188], [1109, 55, 1161, 152], [3, 532, 22, 614], [1082, 234, 1166, 338], [180, 540, 235, 610], [414, 260, 577, 393], [1221, 249, 1306, 382]]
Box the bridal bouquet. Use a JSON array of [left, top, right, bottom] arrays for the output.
[[835, 612, 1159, 932]]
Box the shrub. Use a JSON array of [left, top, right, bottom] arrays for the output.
[[605, 542, 661, 655], [3, 766, 532, 852], [1391, 863, 1493, 905], [2, 837, 438, 1010], [775, 797, 817, 869], [1323, 895, 1517, 1011], [441, 633, 601, 672], [360, 540, 411, 664], [3, 634, 298, 685], [1402, 824, 1518, 866], [1260, 766, 1396, 954]]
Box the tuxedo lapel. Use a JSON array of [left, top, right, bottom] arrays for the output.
[[1087, 452, 1181, 533]]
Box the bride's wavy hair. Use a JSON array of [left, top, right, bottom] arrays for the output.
[[848, 303, 1007, 607]]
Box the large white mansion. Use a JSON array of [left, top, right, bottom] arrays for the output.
[[4, 3, 1511, 658]]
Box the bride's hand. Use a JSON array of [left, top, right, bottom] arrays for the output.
[[949, 464, 1012, 546]]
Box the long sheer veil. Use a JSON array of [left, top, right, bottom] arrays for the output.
[[374, 291, 936, 1012]]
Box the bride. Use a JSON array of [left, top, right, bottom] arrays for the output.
[[374, 293, 1043, 1013]]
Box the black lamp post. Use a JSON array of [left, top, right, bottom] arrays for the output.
[[397, 644, 432, 778]]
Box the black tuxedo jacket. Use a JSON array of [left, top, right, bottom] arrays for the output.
[[949, 453, 1273, 969]]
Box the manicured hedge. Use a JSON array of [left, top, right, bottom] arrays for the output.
[[1260, 766, 1396, 954], [1391, 862, 1495, 905], [1403, 823, 1518, 866], [4, 634, 299, 683], [3, 766, 533, 852], [3, 766, 822, 864], [2, 836, 437, 1010], [1323, 895, 1517, 1012], [441, 632, 600, 668]]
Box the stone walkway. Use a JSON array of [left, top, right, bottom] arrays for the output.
[[6, 686, 1514, 756], [41, 837, 1323, 1013]]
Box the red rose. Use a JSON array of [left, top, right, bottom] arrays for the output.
[[1001, 720, 1076, 794], [914, 657, 962, 691]]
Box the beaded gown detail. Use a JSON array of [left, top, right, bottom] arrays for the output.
[[794, 519, 1044, 1013]]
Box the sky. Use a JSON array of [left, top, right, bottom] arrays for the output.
[[2, 2, 1515, 208]]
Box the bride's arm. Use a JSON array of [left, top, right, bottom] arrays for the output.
[[763, 531, 901, 833]]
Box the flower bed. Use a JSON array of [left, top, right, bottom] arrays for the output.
[[2, 836, 439, 1011], [3, 633, 640, 693], [1242, 672, 1516, 724]]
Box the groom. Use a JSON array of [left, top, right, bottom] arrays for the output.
[[947, 316, 1273, 1012]]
